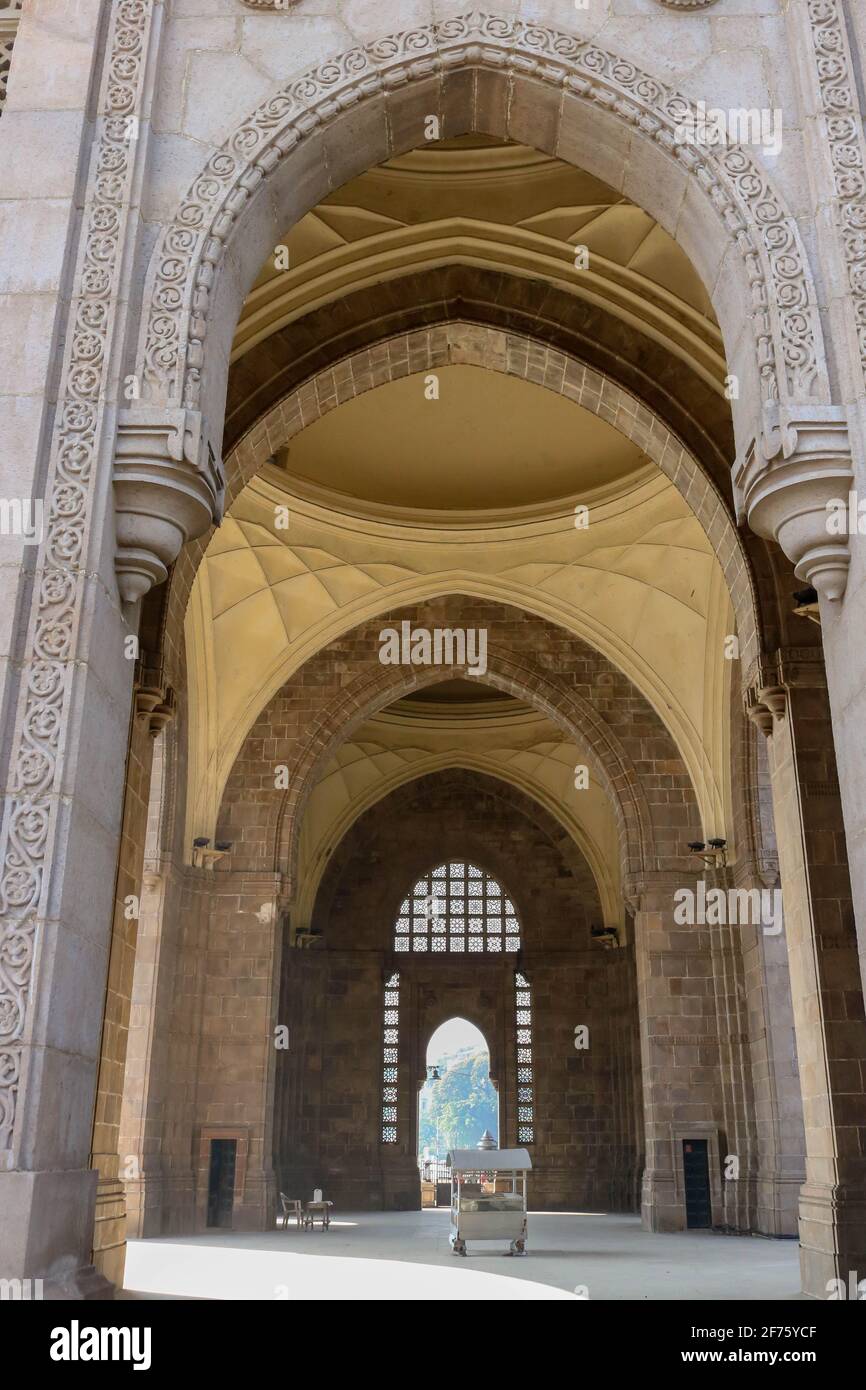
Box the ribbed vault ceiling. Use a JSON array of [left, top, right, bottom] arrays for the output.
[[185, 455, 733, 849]]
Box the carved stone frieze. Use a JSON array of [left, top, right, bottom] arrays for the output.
[[805, 0, 866, 390], [734, 403, 853, 601], [113, 407, 225, 603]]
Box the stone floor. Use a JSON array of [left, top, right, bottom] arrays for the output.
[[123, 1210, 804, 1301]]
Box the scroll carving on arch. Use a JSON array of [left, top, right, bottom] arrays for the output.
[[655, 0, 720, 9], [804, 0, 866, 391]]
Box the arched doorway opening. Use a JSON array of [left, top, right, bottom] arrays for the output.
[[86, 15, 837, 1303], [419, 1017, 498, 1208], [3, 1, 862, 1311]]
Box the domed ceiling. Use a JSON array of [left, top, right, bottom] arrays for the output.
[[276, 365, 645, 512]]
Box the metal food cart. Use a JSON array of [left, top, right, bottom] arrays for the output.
[[447, 1148, 531, 1256]]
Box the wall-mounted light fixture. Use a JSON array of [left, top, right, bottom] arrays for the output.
[[192, 836, 232, 869], [687, 838, 727, 869], [793, 586, 821, 626], [591, 924, 620, 949], [294, 924, 322, 948]]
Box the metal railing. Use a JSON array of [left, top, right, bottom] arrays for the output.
[[419, 1157, 451, 1185]]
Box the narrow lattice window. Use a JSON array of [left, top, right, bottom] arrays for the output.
[[380, 971, 400, 1143], [515, 971, 534, 1144]]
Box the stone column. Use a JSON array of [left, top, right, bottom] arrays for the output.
[[786, 0, 866, 1001], [193, 870, 283, 1231], [0, 0, 171, 1298], [748, 651, 866, 1298], [703, 864, 758, 1233], [732, 708, 805, 1237], [90, 687, 168, 1285], [120, 860, 211, 1238], [633, 873, 728, 1233], [0, 0, 225, 1290], [739, 875, 805, 1238], [119, 865, 168, 1240]]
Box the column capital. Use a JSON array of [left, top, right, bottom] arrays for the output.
[[734, 402, 853, 601], [113, 406, 225, 604], [745, 645, 828, 736], [134, 681, 175, 738]]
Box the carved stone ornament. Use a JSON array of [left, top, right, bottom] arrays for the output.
[[745, 648, 827, 737], [733, 403, 853, 602], [805, 1, 866, 393], [113, 406, 225, 602], [655, 1, 719, 8], [134, 682, 176, 737]]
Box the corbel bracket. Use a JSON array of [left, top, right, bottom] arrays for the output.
[[745, 647, 827, 736], [733, 403, 853, 602], [113, 406, 225, 603]]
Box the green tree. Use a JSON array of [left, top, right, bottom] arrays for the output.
[[419, 1047, 498, 1155]]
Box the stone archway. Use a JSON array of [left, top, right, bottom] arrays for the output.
[[292, 749, 621, 935], [170, 318, 756, 851], [418, 1015, 500, 1167], [277, 765, 638, 1213], [114, 11, 854, 624], [1, 0, 863, 1306], [135, 13, 827, 422], [230, 605, 671, 900]]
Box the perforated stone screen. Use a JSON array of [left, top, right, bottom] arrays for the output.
[[394, 860, 521, 954]]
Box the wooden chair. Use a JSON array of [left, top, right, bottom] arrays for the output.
[[279, 1192, 303, 1230]]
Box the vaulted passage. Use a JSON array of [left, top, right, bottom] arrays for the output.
[[2, 5, 866, 1312], [274, 795, 641, 1213]]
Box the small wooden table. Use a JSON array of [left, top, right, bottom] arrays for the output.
[[304, 1200, 333, 1231]]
